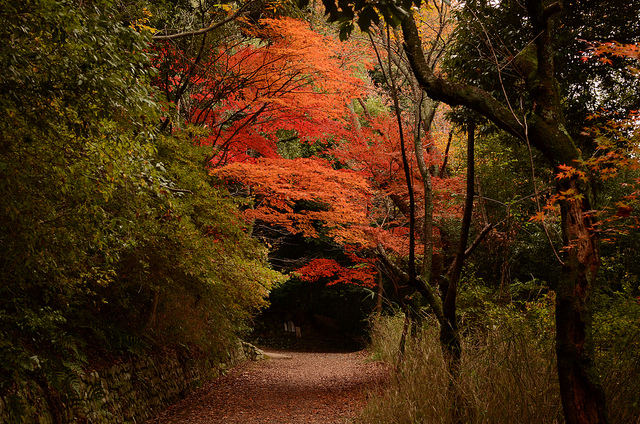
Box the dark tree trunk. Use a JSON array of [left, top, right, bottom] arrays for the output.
[[556, 178, 608, 424], [441, 121, 475, 371]]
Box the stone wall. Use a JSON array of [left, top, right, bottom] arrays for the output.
[[0, 341, 252, 424]]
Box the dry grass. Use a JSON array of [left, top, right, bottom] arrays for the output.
[[359, 314, 563, 424], [360, 311, 640, 424]]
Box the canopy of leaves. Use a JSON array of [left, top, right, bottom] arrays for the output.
[[153, 16, 371, 165], [440, 0, 640, 143], [213, 157, 374, 245], [558, 0, 640, 130]]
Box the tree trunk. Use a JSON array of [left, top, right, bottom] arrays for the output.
[[441, 121, 475, 371], [375, 266, 384, 314], [556, 177, 608, 424], [148, 289, 160, 330]]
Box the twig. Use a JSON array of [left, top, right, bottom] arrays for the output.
[[152, 2, 254, 41]]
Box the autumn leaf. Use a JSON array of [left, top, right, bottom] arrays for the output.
[[529, 211, 547, 223], [616, 203, 633, 218], [154, 17, 373, 166]]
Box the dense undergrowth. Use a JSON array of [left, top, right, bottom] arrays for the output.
[[0, 1, 282, 420], [360, 289, 640, 424]]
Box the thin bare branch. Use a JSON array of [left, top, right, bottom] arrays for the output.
[[152, 2, 254, 41]]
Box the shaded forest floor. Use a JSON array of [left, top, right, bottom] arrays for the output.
[[146, 349, 390, 423]]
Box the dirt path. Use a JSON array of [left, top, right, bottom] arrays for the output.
[[146, 349, 389, 424]]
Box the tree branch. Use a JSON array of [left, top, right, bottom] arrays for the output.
[[401, 13, 526, 141], [166, 187, 194, 195], [152, 2, 254, 41], [464, 223, 492, 259], [543, 1, 563, 21], [376, 243, 444, 323]]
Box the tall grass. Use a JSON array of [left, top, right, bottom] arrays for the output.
[[593, 293, 640, 424], [359, 312, 572, 424]]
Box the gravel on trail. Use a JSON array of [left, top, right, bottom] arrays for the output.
[[146, 349, 390, 424]]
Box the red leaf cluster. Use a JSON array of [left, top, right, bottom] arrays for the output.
[[295, 258, 376, 287], [157, 17, 372, 166], [212, 157, 374, 246]]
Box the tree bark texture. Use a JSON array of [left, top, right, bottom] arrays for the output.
[[556, 178, 607, 424]]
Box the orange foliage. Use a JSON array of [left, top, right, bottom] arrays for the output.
[[330, 109, 464, 256], [531, 110, 640, 237], [212, 157, 374, 246], [295, 257, 376, 287], [161, 16, 463, 285], [529, 44, 640, 235], [179, 17, 373, 165], [584, 41, 640, 75]]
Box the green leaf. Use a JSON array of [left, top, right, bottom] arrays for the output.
[[339, 21, 355, 41], [357, 6, 380, 32]]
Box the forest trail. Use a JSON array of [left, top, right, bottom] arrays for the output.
[[146, 349, 390, 424]]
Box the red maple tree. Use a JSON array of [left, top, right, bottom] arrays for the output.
[[157, 15, 464, 288], [156, 17, 372, 166]]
